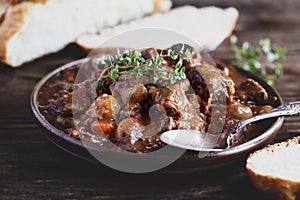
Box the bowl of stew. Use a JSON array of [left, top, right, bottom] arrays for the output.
[[31, 44, 284, 172]]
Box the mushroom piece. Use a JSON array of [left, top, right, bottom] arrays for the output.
[[227, 103, 253, 120]]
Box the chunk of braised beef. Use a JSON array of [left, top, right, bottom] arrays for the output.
[[186, 67, 209, 112], [147, 84, 181, 119], [235, 79, 268, 104], [186, 64, 234, 107], [197, 65, 230, 103], [129, 85, 148, 121]]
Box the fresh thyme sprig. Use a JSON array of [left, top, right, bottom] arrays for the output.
[[96, 46, 191, 88], [230, 35, 286, 85]]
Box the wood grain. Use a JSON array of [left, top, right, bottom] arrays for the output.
[[1, 1, 300, 199]]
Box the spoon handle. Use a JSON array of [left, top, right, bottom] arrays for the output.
[[227, 101, 300, 146]]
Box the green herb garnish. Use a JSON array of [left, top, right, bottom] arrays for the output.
[[96, 46, 191, 87], [230, 35, 286, 85]]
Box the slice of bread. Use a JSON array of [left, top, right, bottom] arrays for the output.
[[76, 6, 239, 51], [246, 136, 300, 200], [0, 0, 171, 67]]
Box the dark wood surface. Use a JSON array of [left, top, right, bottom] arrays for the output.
[[1, 1, 300, 199]]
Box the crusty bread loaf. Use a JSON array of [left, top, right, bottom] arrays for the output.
[[246, 136, 300, 200], [76, 6, 239, 52], [0, 0, 171, 67]]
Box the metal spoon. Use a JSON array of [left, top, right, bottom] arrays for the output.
[[160, 101, 300, 152]]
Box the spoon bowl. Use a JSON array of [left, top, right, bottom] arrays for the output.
[[160, 130, 224, 152]]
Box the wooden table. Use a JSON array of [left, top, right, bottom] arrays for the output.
[[1, 1, 300, 199]]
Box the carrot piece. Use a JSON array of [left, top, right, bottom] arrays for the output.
[[92, 122, 115, 135]]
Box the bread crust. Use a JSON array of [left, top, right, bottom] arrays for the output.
[[0, 1, 9, 23], [246, 136, 300, 200], [0, 0, 45, 24], [4, 0, 46, 6], [153, 0, 171, 12], [0, 2, 33, 64]]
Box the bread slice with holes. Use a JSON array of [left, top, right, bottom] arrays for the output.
[[0, 0, 172, 67], [246, 136, 300, 200], [76, 6, 239, 51]]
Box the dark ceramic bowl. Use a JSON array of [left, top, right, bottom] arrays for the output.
[[31, 58, 284, 173]]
